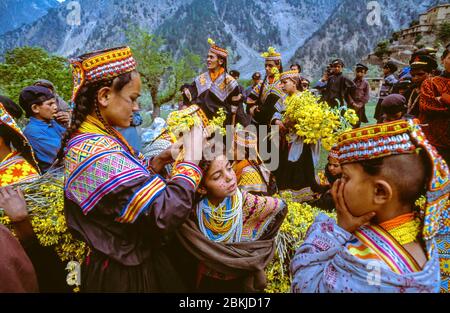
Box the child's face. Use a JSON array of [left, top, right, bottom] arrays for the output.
[[340, 163, 377, 217], [32, 98, 57, 121], [328, 158, 342, 176], [203, 156, 238, 202], [383, 67, 390, 76], [280, 78, 297, 95], [332, 64, 343, 74], [355, 69, 366, 79]]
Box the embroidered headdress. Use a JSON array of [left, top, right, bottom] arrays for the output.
[[208, 38, 228, 59], [69, 46, 137, 102], [0, 102, 40, 173], [336, 119, 450, 240], [261, 47, 281, 61], [280, 70, 299, 81]]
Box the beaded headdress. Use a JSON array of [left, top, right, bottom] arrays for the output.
[[336, 119, 450, 240], [69, 46, 137, 102], [208, 38, 228, 59], [261, 46, 281, 61], [0, 102, 40, 172], [233, 128, 264, 164], [328, 146, 339, 160], [280, 70, 299, 81], [234, 129, 258, 150]]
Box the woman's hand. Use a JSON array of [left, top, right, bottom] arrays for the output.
[[183, 88, 192, 102], [150, 144, 178, 174], [0, 186, 36, 241], [0, 186, 28, 223], [273, 119, 287, 132], [183, 126, 204, 165], [331, 179, 375, 233]]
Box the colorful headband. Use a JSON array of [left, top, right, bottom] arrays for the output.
[[261, 46, 281, 61], [208, 38, 228, 59], [69, 46, 137, 102], [0, 102, 40, 173], [336, 119, 450, 240], [234, 129, 258, 150], [328, 146, 339, 160], [280, 70, 299, 81]]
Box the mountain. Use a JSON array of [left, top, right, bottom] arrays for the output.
[[0, 0, 341, 77], [0, 0, 191, 56], [0, 0, 60, 35], [291, 0, 449, 77], [0, 0, 446, 79], [155, 0, 342, 76]]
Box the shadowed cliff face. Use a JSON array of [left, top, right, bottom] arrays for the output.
[[0, 0, 60, 35]]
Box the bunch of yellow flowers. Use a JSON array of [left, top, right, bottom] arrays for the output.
[[208, 107, 227, 136], [166, 109, 203, 136], [283, 91, 359, 150], [265, 191, 336, 293], [166, 107, 227, 137], [0, 174, 87, 264]]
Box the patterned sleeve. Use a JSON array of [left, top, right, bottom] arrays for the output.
[[290, 214, 352, 293], [420, 78, 450, 114], [114, 162, 203, 236], [247, 83, 262, 102], [65, 140, 202, 235]]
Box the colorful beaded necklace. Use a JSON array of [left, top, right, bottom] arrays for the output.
[[379, 212, 421, 246], [197, 189, 243, 243]]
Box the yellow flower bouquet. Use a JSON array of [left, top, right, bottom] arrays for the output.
[[265, 191, 336, 293], [0, 170, 87, 264], [283, 91, 359, 150], [166, 107, 227, 137]]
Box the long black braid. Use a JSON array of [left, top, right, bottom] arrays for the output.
[[57, 72, 134, 161]]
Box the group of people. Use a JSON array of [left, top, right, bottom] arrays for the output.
[[0, 38, 449, 293]]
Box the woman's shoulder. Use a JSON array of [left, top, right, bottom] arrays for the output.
[[67, 133, 125, 155]]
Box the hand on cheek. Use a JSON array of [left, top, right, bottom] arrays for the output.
[[331, 179, 376, 233]]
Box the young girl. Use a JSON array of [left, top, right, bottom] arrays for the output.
[[291, 119, 448, 293], [174, 153, 287, 292], [312, 147, 342, 212], [231, 129, 274, 196], [324, 146, 342, 186], [274, 70, 324, 196]]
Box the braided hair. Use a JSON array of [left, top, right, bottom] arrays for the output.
[[57, 71, 134, 161]]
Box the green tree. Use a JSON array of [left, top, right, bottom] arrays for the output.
[[374, 40, 390, 59], [438, 22, 450, 44], [127, 28, 202, 118], [0, 46, 72, 104]]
